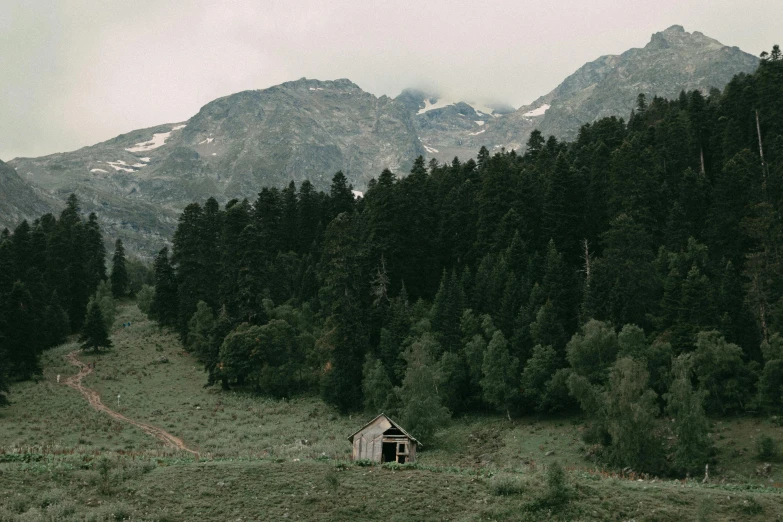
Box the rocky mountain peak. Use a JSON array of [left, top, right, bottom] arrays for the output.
[[3, 26, 762, 258], [282, 77, 364, 93], [647, 24, 723, 50]]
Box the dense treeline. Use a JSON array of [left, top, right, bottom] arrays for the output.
[[0, 197, 152, 403], [143, 49, 783, 473], [0, 196, 105, 400]]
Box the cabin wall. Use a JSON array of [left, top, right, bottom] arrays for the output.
[[352, 417, 392, 461], [409, 442, 417, 463]]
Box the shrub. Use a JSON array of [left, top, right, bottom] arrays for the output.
[[756, 436, 778, 460], [95, 456, 113, 495], [324, 469, 340, 491], [490, 475, 525, 496], [543, 462, 570, 506]]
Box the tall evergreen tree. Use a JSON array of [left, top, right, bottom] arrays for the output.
[[80, 300, 112, 352], [151, 247, 178, 327], [110, 239, 128, 298]]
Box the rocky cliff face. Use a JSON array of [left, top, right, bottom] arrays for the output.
[[3, 26, 760, 257], [488, 25, 759, 149], [8, 79, 423, 256], [0, 160, 59, 231], [408, 26, 758, 155]]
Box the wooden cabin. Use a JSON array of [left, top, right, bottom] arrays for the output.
[[348, 413, 420, 464]]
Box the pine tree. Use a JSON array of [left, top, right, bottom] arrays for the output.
[[480, 330, 519, 418], [110, 239, 128, 298], [5, 282, 42, 378], [430, 269, 464, 354], [80, 300, 112, 352], [328, 171, 355, 220], [542, 154, 584, 264], [362, 354, 394, 413], [530, 300, 567, 354], [84, 213, 107, 291], [521, 344, 561, 412], [438, 350, 471, 413], [44, 290, 70, 348], [187, 301, 216, 358], [665, 355, 712, 475], [151, 247, 178, 327]]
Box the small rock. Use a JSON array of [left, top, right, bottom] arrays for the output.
[[545, 450, 555, 456], [755, 462, 773, 476]]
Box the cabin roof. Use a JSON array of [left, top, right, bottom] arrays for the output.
[[347, 413, 421, 446]]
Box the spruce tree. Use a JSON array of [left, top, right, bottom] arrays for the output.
[[150, 247, 178, 327], [362, 355, 394, 413], [110, 239, 128, 298], [84, 213, 107, 291], [80, 300, 112, 352], [665, 355, 712, 475], [6, 282, 41, 379], [521, 344, 561, 412], [480, 330, 519, 418]]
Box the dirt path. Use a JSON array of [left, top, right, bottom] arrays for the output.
[[63, 350, 198, 456]]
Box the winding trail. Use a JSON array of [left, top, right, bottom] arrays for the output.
[[63, 350, 198, 456]]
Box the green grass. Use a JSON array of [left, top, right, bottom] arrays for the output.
[[1, 456, 782, 521], [0, 301, 782, 520]]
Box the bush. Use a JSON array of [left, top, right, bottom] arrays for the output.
[[756, 436, 778, 460], [136, 285, 155, 316], [543, 462, 570, 506], [490, 475, 525, 496], [324, 468, 340, 491], [95, 456, 113, 495]]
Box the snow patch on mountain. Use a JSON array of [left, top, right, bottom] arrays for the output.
[[417, 98, 454, 115], [523, 104, 551, 117], [474, 120, 485, 126], [422, 144, 439, 154], [106, 161, 136, 172], [125, 125, 186, 152], [469, 102, 496, 115], [90, 168, 108, 173], [468, 129, 486, 136]]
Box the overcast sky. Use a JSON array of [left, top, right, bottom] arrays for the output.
[[1, 0, 777, 161]]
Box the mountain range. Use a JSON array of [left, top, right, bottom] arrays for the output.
[[2, 25, 759, 257]]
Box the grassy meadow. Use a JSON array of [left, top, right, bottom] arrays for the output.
[[0, 302, 782, 521]]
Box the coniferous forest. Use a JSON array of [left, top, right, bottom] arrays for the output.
[[0, 198, 147, 404], [3, 48, 783, 476], [0, 196, 106, 399]]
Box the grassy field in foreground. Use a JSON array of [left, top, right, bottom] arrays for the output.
[[0, 302, 782, 520], [2, 455, 783, 521]]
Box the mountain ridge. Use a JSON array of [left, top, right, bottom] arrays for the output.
[[3, 26, 760, 257]]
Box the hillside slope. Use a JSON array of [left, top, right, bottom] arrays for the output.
[[0, 160, 59, 231]]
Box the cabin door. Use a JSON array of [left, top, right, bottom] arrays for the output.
[[381, 441, 396, 463]]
